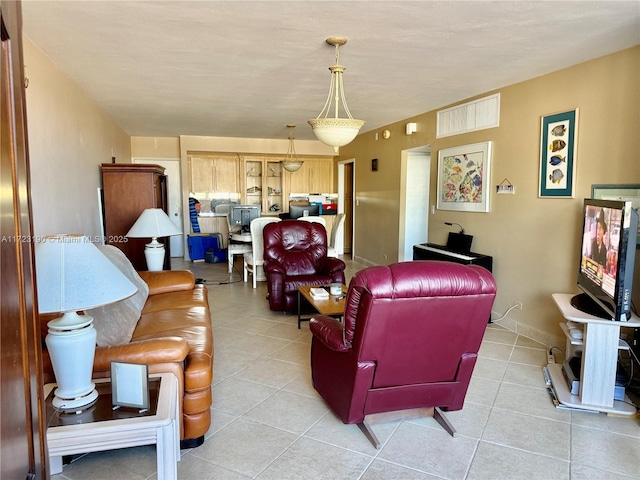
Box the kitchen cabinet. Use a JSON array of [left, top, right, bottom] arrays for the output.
[[188, 155, 239, 193], [243, 157, 284, 214], [288, 157, 334, 195]]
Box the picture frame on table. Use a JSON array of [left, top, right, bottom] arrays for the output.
[[436, 141, 492, 213], [539, 109, 578, 198], [110, 361, 149, 410]]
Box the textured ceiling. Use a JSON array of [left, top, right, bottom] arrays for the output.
[[21, 1, 640, 141]]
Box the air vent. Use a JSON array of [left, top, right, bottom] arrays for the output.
[[436, 93, 500, 138]]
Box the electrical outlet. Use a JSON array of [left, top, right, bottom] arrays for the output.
[[513, 300, 523, 310]]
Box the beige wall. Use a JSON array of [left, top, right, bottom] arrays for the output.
[[337, 46, 640, 346], [23, 37, 130, 239], [131, 136, 180, 158]]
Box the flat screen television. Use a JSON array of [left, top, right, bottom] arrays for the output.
[[289, 203, 320, 219], [230, 205, 261, 231], [573, 198, 638, 321]]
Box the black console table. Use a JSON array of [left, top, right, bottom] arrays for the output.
[[413, 243, 493, 272]]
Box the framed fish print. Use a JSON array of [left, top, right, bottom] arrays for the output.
[[539, 109, 578, 198], [437, 141, 491, 212]]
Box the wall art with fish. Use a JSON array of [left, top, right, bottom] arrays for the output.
[[437, 141, 492, 212], [539, 109, 578, 198]]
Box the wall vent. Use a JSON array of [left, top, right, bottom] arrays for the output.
[[436, 93, 500, 138]]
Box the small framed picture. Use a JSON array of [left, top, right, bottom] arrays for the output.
[[110, 361, 149, 410], [539, 109, 578, 198]]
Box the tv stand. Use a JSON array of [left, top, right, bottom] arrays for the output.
[[549, 294, 640, 415], [569, 292, 610, 320]]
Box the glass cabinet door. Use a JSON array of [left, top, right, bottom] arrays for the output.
[[245, 160, 263, 207], [265, 160, 283, 214]]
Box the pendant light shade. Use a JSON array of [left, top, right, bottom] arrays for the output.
[[308, 37, 365, 153], [281, 124, 304, 173]]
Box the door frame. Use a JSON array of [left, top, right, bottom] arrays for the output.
[[132, 158, 183, 257], [337, 158, 355, 259]]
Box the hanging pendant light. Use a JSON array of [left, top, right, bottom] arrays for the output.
[[281, 124, 304, 173], [308, 37, 365, 153]]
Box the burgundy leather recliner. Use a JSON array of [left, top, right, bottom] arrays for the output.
[[263, 220, 346, 312], [310, 261, 497, 447]]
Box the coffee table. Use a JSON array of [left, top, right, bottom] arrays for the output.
[[45, 372, 179, 479], [297, 284, 347, 329]]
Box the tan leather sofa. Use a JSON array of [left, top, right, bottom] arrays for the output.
[[41, 268, 213, 449]]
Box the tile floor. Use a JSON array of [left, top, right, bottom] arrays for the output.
[[51, 257, 640, 480]]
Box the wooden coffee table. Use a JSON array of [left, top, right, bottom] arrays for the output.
[[297, 284, 347, 329]]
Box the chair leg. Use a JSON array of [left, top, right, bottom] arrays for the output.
[[252, 264, 257, 288], [356, 407, 455, 448], [243, 260, 248, 283], [357, 420, 381, 449], [433, 407, 456, 437]]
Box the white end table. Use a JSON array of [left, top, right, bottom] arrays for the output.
[[549, 294, 640, 415], [45, 372, 179, 479]]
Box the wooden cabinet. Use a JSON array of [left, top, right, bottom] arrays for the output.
[[188, 155, 239, 193], [243, 157, 284, 214], [288, 157, 334, 195], [101, 163, 170, 271]]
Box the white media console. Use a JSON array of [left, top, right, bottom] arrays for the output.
[[548, 294, 639, 414]]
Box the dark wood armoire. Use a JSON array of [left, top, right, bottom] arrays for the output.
[[1, 1, 48, 478], [101, 163, 170, 271]]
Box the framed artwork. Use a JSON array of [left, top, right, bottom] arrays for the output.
[[539, 109, 578, 198], [437, 141, 492, 212], [110, 361, 149, 410]]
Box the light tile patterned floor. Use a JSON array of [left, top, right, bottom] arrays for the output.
[[52, 257, 640, 480]]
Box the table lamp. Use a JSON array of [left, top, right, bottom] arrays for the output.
[[35, 234, 138, 411], [125, 208, 182, 271]]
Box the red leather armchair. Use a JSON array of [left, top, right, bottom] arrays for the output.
[[263, 220, 346, 312], [310, 261, 496, 447]]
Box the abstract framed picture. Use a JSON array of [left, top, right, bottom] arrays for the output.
[[436, 141, 491, 212], [539, 109, 578, 198]]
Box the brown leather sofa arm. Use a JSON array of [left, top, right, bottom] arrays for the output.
[[310, 315, 351, 352], [92, 337, 189, 371], [138, 270, 195, 295]]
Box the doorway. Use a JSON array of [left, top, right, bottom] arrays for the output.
[[399, 146, 431, 261], [133, 158, 184, 257], [337, 159, 355, 258]]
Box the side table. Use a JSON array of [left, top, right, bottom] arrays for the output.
[[548, 294, 639, 415], [45, 372, 179, 479]]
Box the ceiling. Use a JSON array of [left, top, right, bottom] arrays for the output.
[[21, 1, 640, 142]]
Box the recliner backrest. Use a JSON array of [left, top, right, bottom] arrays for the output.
[[343, 261, 496, 388], [263, 221, 328, 275]]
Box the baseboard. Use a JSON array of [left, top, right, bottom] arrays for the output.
[[490, 309, 564, 350]]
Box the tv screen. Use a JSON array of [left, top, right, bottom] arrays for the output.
[[289, 203, 320, 219], [574, 198, 638, 321]]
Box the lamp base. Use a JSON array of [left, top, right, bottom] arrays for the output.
[[46, 312, 98, 413], [52, 387, 99, 412], [144, 239, 166, 271]]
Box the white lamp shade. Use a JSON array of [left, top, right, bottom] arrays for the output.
[[281, 161, 304, 173], [35, 234, 138, 314], [308, 118, 365, 152], [126, 208, 182, 239]]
